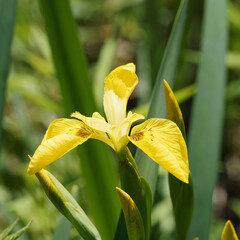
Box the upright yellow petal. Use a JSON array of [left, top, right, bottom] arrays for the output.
[[129, 119, 189, 183], [28, 134, 90, 175], [222, 221, 239, 240], [103, 63, 138, 125], [110, 111, 144, 152]]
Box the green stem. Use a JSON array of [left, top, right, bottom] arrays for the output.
[[117, 147, 140, 179], [115, 147, 152, 240]]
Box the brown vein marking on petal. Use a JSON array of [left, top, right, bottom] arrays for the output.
[[76, 127, 92, 138], [131, 128, 154, 142], [130, 132, 144, 141]]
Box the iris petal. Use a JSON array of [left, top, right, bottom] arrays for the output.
[[109, 112, 144, 152], [129, 118, 189, 183], [103, 63, 138, 125], [28, 133, 90, 174], [42, 118, 86, 141], [28, 118, 113, 174]]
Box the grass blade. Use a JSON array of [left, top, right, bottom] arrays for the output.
[[135, 0, 189, 195], [93, 37, 116, 110], [37, 1, 119, 239], [0, 219, 18, 240], [187, 0, 227, 239], [164, 81, 193, 240], [0, 0, 17, 157], [4, 221, 31, 240]]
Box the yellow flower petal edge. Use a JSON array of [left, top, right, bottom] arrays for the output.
[[104, 63, 138, 125], [221, 220, 239, 240], [129, 118, 189, 183]]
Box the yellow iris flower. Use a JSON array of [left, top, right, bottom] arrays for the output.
[[27, 63, 189, 183]]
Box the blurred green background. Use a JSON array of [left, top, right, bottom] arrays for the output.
[[0, 0, 240, 239]]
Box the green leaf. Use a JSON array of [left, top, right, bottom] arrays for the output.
[[0, 218, 18, 240], [93, 37, 116, 110], [169, 175, 193, 240], [132, 83, 196, 118], [114, 148, 152, 240], [0, 0, 17, 157], [52, 186, 79, 240], [164, 80, 193, 240], [3, 221, 31, 240], [187, 0, 227, 239], [38, 0, 94, 116], [0, 219, 31, 240], [37, 1, 120, 239], [36, 169, 101, 240], [135, 0, 189, 196]]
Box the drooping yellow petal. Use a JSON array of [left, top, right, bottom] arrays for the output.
[[103, 63, 138, 125], [221, 221, 239, 240], [28, 134, 90, 175], [71, 111, 111, 133], [129, 118, 189, 183], [28, 118, 113, 174], [42, 118, 86, 142]]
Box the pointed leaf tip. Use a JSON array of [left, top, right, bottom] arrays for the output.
[[222, 220, 239, 240], [163, 80, 186, 139], [116, 187, 145, 240]]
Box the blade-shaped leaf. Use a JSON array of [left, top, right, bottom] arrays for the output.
[[37, 1, 120, 239], [93, 37, 116, 110], [187, 0, 227, 239], [114, 148, 152, 240], [0, 219, 31, 240], [52, 186, 79, 240], [0, 0, 17, 157], [36, 169, 101, 240], [135, 0, 189, 195], [0, 219, 18, 240], [164, 81, 193, 240], [3, 221, 31, 240]]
